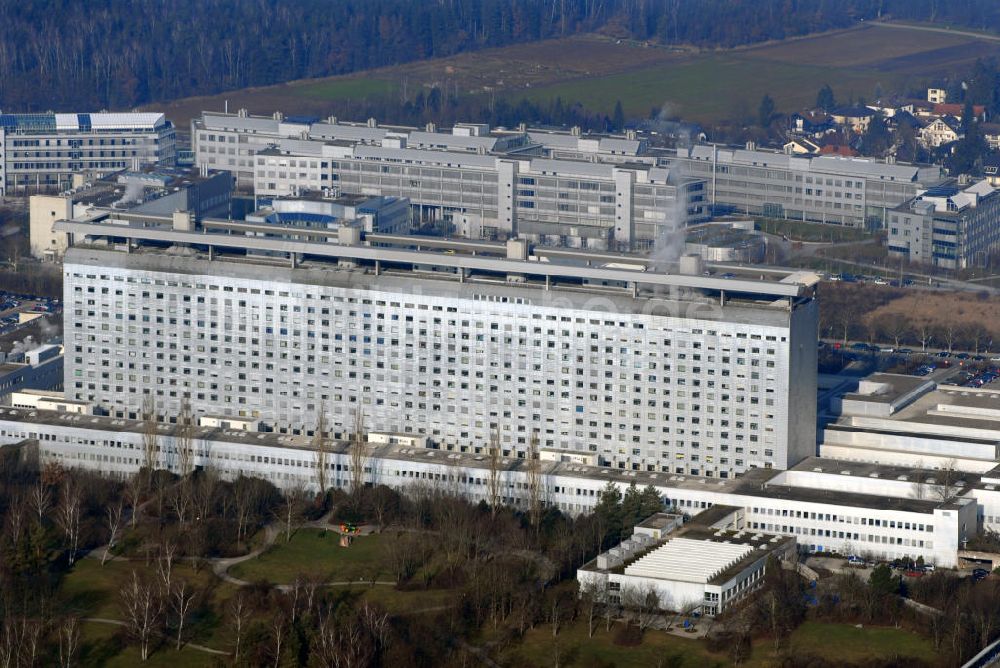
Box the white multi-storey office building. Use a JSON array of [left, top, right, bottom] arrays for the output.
[[56, 209, 818, 477], [887, 179, 1000, 269], [0, 409, 976, 567], [668, 145, 945, 229], [0, 112, 176, 197], [192, 111, 707, 250]]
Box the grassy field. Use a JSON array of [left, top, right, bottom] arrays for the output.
[[504, 619, 729, 668], [783, 621, 937, 665], [866, 290, 1000, 339], [756, 218, 871, 243], [78, 622, 220, 668], [504, 618, 938, 667], [296, 78, 397, 101], [230, 529, 388, 584], [151, 22, 1000, 129], [517, 53, 904, 119]]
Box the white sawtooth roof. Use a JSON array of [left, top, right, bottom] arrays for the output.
[[407, 130, 498, 151], [201, 113, 279, 134], [352, 145, 497, 169], [624, 537, 752, 584], [54, 112, 166, 131], [309, 123, 389, 143]]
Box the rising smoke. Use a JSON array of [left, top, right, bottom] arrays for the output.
[[113, 179, 146, 208], [648, 161, 688, 273], [10, 335, 38, 357], [644, 101, 697, 274]]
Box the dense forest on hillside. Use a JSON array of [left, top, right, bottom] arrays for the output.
[[1, 0, 999, 112]]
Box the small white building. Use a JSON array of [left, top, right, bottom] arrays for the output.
[[928, 88, 948, 104], [579, 515, 796, 616], [10, 390, 90, 414]]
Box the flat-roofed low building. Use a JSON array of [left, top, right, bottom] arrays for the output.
[[0, 403, 978, 566], [29, 166, 232, 260], [822, 376, 1000, 473], [669, 144, 945, 230], [10, 390, 90, 414], [684, 220, 765, 263], [578, 512, 795, 616], [193, 111, 708, 250], [0, 344, 63, 404]]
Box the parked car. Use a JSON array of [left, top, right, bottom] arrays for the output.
[[973, 568, 990, 581]]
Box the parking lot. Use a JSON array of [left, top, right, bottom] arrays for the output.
[[0, 291, 61, 337], [820, 340, 1000, 387]]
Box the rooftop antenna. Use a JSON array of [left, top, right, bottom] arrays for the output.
[[225, 100, 229, 114]]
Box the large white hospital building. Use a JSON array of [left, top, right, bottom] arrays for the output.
[[56, 204, 818, 477]]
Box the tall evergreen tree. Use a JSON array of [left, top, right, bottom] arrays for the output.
[[612, 100, 626, 132], [816, 84, 837, 111], [759, 94, 776, 128]]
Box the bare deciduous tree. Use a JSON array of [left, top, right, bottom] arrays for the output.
[[193, 466, 218, 523], [915, 321, 934, 352], [487, 428, 503, 519], [229, 593, 252, 666], [173, 397, 195, 526], [4, 493, 26, 546], [931, 458, 961, 502], [312, 407, 329, 495], [278, 484, 306, 543], [57, 615, 80, 668], [170, 579, 195, 651], [119, 569, 163, 662], [141, 394, 159, 491], [156, 539, 176, 592], [350, 407, 368, 496], [233, 477, 260, 545], [270, 611, 287, 668], [102, 499, 125, 565], [29, 479, 51, 525], [55, 477, 82, 565], [527, 431, 542, 536], [176, 396, 195, 479], [124, 473, 141, 529], [578, 578, 606, 638], [621, 583, 662, 631]]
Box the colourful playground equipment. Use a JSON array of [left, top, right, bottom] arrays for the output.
[[338, 522, 361, 547]]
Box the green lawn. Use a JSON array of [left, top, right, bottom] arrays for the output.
[[505, 619, 729, 668], [756, 218, 872, 243], [511, 55, 903, 121], [230, 529, 389, 584], [294, 77, 396, 101], [504, 618, 938, 668], [783, 621, 938, 664], [78, 621, 221, 668], [362, 585, 456, 614]]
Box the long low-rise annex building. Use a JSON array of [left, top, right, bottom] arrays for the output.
[[193, 111, 709, 250], [667, 144, 945, 230], [0, 406, 977, 567], [821, 373, 1000, 474], [55, 209, 819, 477]]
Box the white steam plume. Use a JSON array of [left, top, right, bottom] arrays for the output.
[[113, 179, 146, 207], [649, 162, 689, 273], [10, 335, 38, 357]]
